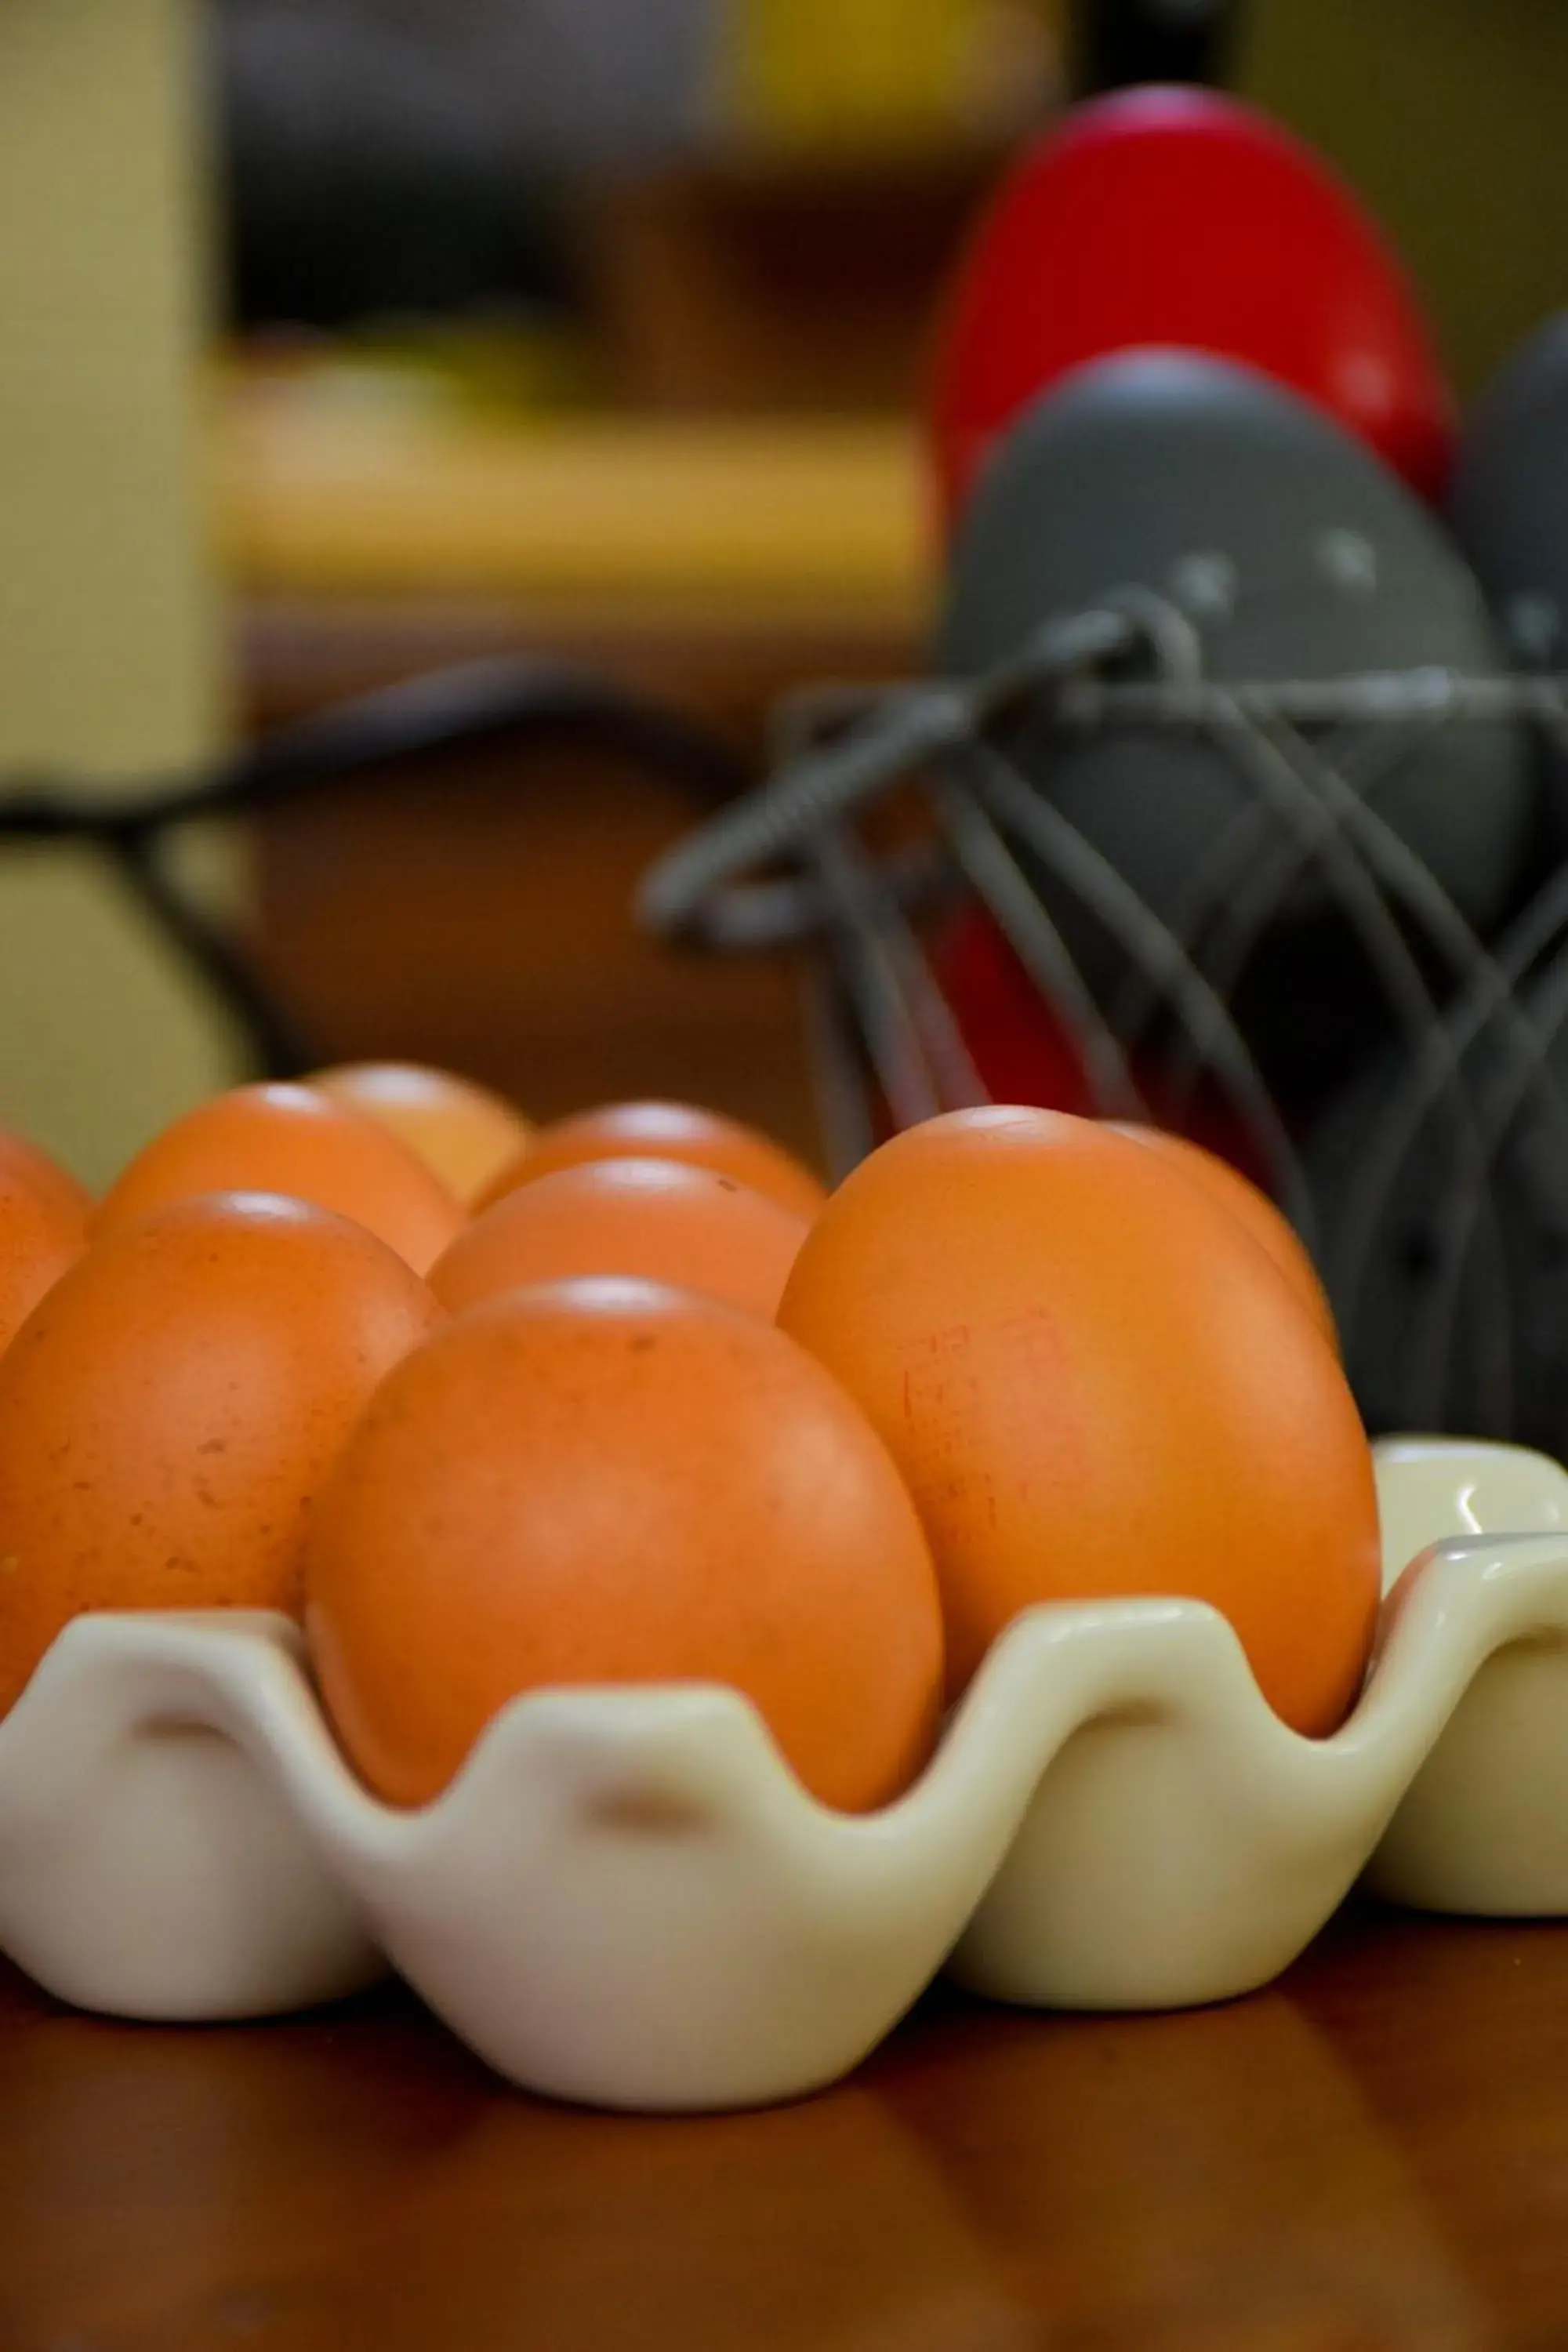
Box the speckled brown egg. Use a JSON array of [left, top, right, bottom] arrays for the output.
[[305, 1277, 945, 1812], [0, 1192, 444, 1715]]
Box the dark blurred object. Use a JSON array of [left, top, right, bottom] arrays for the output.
[[213, 0, 1060, 408], [939, 351, 1526, 1109], [1449, 314, 1568, 866], [582, 149, 1009, 414], [0, 659, 748, 1084], [1305, 934, 1568, 1453], [575, 0, 1062, 414], [641, 517, 1568, 1446], [1240, 0, 1568, 401], [284, 0, 721, 167], [1067, 0, 1240, 93], [1450, 315, 1568, 775], [214, 4, 575, 325]]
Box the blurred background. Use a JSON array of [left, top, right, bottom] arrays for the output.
[[2, 0, 1566, 1186]]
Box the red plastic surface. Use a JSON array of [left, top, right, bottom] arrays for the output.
[[929, 87, 1454, 525]]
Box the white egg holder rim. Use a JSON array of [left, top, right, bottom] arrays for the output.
[[0, 1433, 1565, 2113]]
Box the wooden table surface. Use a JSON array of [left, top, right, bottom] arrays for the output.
[[3, 1901, 1566, 2350]]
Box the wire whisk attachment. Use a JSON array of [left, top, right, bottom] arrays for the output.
[[641, 596, 1568, 1450]]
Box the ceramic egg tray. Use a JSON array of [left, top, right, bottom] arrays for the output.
[[4, 1433, 1568, 2113]]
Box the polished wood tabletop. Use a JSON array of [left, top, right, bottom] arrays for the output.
[[2, 1900, 1565, 2350]]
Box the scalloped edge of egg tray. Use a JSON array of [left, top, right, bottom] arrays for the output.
[[0, 1432, 1566, 2113]]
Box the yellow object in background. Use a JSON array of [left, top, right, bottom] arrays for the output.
[[0, 0, 238, 1187], [720, 0, 1058, 151], [219, 387, 931, 625]]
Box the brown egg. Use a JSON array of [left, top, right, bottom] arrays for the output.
[[0, 1130, 90, 1358], [95, 1083, 465, 1274], [308, 1062, 531, 1208], [0, 1130, 92, 1227], [430, 1156, 808, 1321], [779, 1107, 1379, 1731], [0, 1193, 444, 1715], [306, 1278, 945, 1811], [1109, 1123, 1338, 1350], [479, 1100, 827, 1221]]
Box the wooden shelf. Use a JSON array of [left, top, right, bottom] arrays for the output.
[[216, 387, 934, 626]]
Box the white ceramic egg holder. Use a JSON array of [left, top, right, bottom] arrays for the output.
[[5, 1434, 1568, 2113]]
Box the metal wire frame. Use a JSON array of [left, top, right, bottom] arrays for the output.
[[0, 655, 751, 1080], [638, 597, 1568, 1441]]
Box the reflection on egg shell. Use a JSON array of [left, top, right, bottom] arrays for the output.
[[308, 1062, 532, 1208], [431, 1157, 808, 1322], [480, 1101, 827, 1222]]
